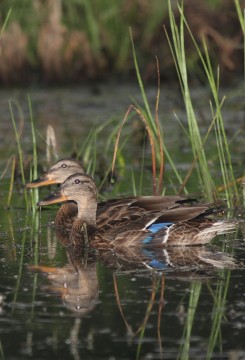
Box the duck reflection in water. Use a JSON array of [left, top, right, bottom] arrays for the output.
[[30, 243, 99, 314], [29, 225, 237, 315]]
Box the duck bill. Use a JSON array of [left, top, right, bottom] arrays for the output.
[[26, 175, 57, 188], [37, 192, 68, 206], [28, 265, 58, 274]]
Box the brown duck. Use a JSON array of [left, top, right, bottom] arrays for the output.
[[26, 159, 200, 231], [36, 172, 236, 247]]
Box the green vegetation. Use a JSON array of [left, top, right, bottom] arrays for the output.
[[1, 1, 243, 208], [234, 0, 245, 92], [166, 1, 240, 205], [0, 0, 242, 84], [0, 5, 243, 360], [111, 1, 242, 203], [167, 2, 215, 201], [8, 97, 39, 210]]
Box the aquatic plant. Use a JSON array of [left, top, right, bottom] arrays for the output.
[[0, 1, 242, 84], [111, 1, 241, 203], [165, 0, 240, 205], [234, 0, 245, 92], [3, 1, 243, 208], [9, 97, 39, 210]]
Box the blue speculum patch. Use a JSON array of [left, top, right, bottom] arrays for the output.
[[143, 222, 173, 244], [147, 222, 173, 233]]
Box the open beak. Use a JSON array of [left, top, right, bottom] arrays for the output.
[[37, 191, 68, 206], [26, 174, 57, 188]]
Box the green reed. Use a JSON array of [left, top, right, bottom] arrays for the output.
[[178, 281, 202, 360], [9, 97, 39, 210], [6, 156, 16, 208], [28, 95, 39, 210], [181, 5, 239, 205], [9, 100, 29, 208], [9, 101, 25, 185], [0, 7, 11, 35], [111, 29, 186, 196], [77, 117, 119, 177], [165, 1, 239, 204], [234, 0, 245, 93], [76, 117, 128, 194], [167, 1, 214, 201]]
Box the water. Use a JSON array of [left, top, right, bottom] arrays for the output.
[[0, 82, 244, 359]]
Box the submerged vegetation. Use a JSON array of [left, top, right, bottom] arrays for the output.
[[0, 0, 244, 84]]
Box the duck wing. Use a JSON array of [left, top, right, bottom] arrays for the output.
[[96, 195, 197, 228]]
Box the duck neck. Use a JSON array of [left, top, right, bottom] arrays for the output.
[[76, 199, 97, 227]]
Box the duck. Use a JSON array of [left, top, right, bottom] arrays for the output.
[[26, 158, 200, 230], [37, 172, 236, 247], [26, 158, 85, 187], [26, 159, 85, 226]]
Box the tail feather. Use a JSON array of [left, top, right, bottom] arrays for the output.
[[209, 221, 237, 235], [153, 220, 237, 246]]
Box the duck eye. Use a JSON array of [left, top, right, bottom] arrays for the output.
[[61, 164, 67, 168], [75, 179, 81, 184]]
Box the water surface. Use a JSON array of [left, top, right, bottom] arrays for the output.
[[0, 83, 244, 359]]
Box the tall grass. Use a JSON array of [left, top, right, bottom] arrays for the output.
[[6, 156, 16, 207], [5, 1, 242, 205], [9, 101, 26, 186], [166, 1, 215, 201], [9, 97, 39, 210], [234, 0, 245, 93], [0, 7, 12, 35], [165, 0, 239, 204], [9, 100, 29, 207], [115, 2, 240, 203], [111, 29, 187, 196], [28, 95, 39, 211]]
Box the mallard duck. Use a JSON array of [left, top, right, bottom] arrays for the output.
[[26, 159, 85, 227], [26, 158, 200, 230], [37, 173, 236, 247], [26, 158, 85, 187]]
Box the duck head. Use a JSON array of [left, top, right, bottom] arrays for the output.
[[26, 159, 84, 188], [38, 173, 98, 226]]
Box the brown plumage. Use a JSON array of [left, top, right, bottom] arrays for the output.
[[37, 173, 236, 248], [26, 158, 201, 232]]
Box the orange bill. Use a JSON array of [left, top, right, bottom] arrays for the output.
[[26, 175, 57, 188], [28, 265, 59, 274], [37, 192, 68, 206]]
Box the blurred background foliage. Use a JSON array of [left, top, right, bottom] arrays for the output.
[[0, 0, 243, 85]]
